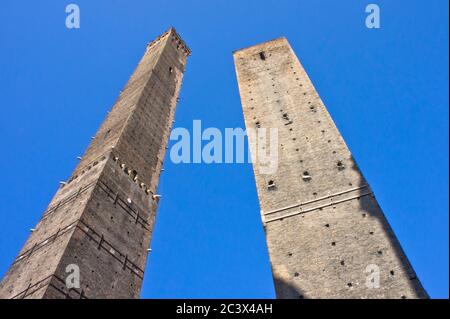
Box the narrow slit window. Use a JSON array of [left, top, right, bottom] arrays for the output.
[[104, 129, 111, 140]]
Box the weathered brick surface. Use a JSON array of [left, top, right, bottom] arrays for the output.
[[0, 28, 189, 299], [233, 38, 427, 299]]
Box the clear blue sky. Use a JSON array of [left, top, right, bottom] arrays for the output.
[[0, 1, 448, 298]]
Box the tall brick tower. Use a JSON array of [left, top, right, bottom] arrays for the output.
[[0, 28, 189, 299], [233, 38, 427, 299]]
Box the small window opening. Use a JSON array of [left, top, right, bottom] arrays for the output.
[[302, 171, 312, 181], [259, 52, 266, 60], [267, 180, 276, 190], [169, 67, 173, 73], [132, 170, 138, 182]]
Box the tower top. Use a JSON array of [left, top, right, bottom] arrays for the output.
[[232, 36, 287, 56], [147, 27, 191, 56]]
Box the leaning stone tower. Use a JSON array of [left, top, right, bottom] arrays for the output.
[[0, 28, 190, 298], [233, 37, 427, 299]]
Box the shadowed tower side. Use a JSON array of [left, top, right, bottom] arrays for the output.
[[233, 38, 427, 299], [0, 28, 190, 299]]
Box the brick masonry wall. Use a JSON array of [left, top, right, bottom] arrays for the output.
[[233, 38, 427, 299], [0, 28, 189, 299]]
